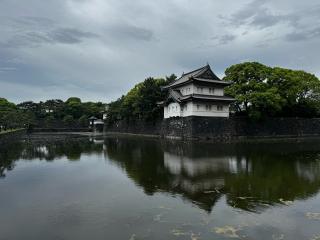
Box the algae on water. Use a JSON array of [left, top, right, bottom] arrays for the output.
[[213, 225, 240, 238]]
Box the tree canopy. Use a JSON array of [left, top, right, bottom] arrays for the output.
[[224, 62, 320, 119], [106, 75, 176, 124], [0, 98, 22, 130]]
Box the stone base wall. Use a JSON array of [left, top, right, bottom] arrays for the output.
[[163, 117, 320, 141], [105, 117, 320, 141]]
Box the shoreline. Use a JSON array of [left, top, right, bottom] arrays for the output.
[[0, 129, 26, 143], [25, 130, 320, 144], [104, 131, 320, 143]]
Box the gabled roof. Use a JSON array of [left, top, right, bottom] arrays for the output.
[[163, 64, 227, 89]]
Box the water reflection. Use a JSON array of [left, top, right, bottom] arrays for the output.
[[105, 138, 320, 212], [1, 134, 320, 213]]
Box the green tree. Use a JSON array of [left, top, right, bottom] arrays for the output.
[[63, 115, 75, 127], [105, 76, 171, 124], [78, 115, 88, 127], [64, 97, 83, 119], [66, 97, 81, 104], [224, 62, 274, 114], [44, 99, 65, 119], [165, 74, 177, 84], [224, 62, 320, 119], [136, 77, 167, 121], [269, 68, 320, 117], [17, 101, 38, 129], [44, 115, 55, 128], [0, 98, 19, 130], [82, 102, 104, 119], [106, 96, 124, 125]]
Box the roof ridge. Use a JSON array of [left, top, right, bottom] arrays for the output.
[[167, 65, 209, 87], [163, 64, 225, 89], [182, 65, 209, 77]]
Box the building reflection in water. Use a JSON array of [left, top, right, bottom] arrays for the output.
[[1, 134, 320, 213], [104, 137, 320, 212]]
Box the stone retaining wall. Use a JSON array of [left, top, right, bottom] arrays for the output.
[[105, 117, 320, 141]]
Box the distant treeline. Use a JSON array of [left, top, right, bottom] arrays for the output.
[[106, 62, 320, 123], [1, 61, 320, 131], [0, 97, 106, 130]]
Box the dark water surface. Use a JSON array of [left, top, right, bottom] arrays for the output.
[[1, 134, 320, 240]]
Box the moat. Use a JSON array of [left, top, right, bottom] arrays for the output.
[[1, 133, 320, 240]]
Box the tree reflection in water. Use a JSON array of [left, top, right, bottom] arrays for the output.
[[104, 137, 320, 212], [1, 134, 320, 213]]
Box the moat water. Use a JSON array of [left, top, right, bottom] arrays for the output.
[[1, 133, 320, 240]]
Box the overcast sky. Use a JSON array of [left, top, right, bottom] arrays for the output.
[[0, 0, 319, 103]]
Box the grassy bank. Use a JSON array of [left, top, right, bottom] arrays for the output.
[[0, 128, 25, 135]]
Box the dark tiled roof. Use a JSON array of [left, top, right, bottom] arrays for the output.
[[169, 89, 183, 103], [163, 64, 224, 89], [185, 94, 235, 102]]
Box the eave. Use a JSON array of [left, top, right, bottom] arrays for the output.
[[180, 94, 235, 103], [162, 77, 232, 90]]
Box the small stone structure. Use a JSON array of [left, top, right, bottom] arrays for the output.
[[89, 116, 104, 132]]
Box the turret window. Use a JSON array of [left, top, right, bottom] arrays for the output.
[[209, 88, 215, 94], [197, 87, 203, 93], [217, 105, 223, 111]]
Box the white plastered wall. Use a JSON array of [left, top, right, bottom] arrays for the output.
[[165, 101, 230, 118], [164, 102, 181, 118], [191, 102, 229, 117]]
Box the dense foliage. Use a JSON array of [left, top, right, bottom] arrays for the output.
[[224, 62, 320, 119], [106, 75, 176, 124], [0, 98, 29, 130], [0, 97, 106, 131]]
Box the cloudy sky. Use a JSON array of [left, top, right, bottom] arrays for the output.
[[0, 0, 319, 103]]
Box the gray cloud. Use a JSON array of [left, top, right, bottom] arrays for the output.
[[0, 67, 17, 73], [222, 0, 299, 29], [1, 27, 99, 48], [285, 27, 320, 42], [11, 16, 55, 28], [107, 24, 154, 42], [0, 0, 319, 103], [48, 28, 99, 44], [218, 34, 236, 45], [220, 0, 320, 45]]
